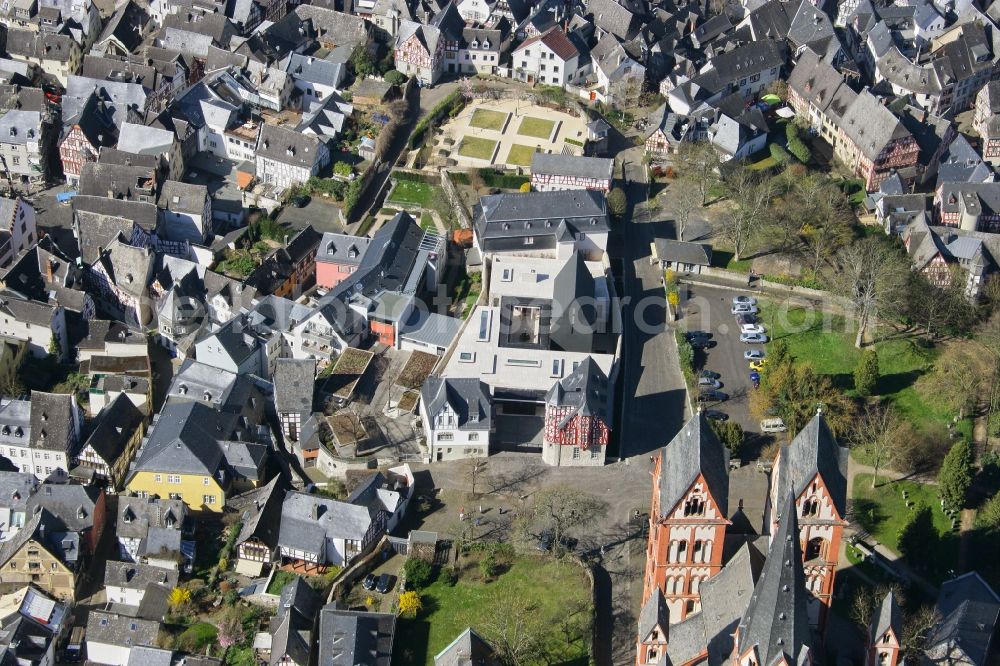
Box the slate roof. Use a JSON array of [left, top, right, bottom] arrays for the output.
[[104, 561, 177, 591], [25, 483, 100, 533], [657, 412, 729, 518], [273, 359, 315, 415], [82, 393, 144, 468], [653, 239, 712, 265], [433, 627, 496, 666], [838, 90, 912, 162], [735, 492, 812, 665], [72, 208, 137, 265], [0, 298, 57, 328], [776, 411, 848, 518], [97, 0, 148, 53], [228, 475, 287, 551], [277, 491, 376, 557], [128, 401, 232, 478], [0, 472, 36, 511], [871, 591, 902, 643], [256, 123, 325, 170], [474, 190, 609, 240], [5, 29, 76, 63], [530, 153, 614, 180], [318, 606, 395, 666], [587, 0, 641, 40], [27, 393, 76, 454], [159, 181, 208, 215], [420, 377, 491, 432], [545, 357, 610, 429], [86, 611, 160, 648], [637, 587, 669, 641], [117, 496, 185, 540], [928, 573, 1000, 666]]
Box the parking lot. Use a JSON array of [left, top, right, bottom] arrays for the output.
[[676, 284, 767, 442]]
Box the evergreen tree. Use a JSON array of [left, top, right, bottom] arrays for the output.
[[938, 440, 974, 511], [898, 505, 936, 565], [854, 348, 880, 397], [607, 187, 627, 217]]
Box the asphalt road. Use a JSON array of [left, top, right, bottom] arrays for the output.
[[616, 147, 690, 460]]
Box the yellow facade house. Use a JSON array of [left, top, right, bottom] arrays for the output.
[[125, 400, 268, 513]]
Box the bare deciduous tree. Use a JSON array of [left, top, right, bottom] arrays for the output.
[[721, 167, 774, 262], [833, 237, 910, 348], [901, 605, 940, 663], [851, 402, 904, 488], [849, 584, 904, 631], [674, 142, 721, 207], [480, 585, 546, 666], [531, 484, 607, 558], [671, 182, 702, 241], [461, 455, 488, 497]]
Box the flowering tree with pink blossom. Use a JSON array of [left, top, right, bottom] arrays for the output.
[[217, 612, 245, 649]]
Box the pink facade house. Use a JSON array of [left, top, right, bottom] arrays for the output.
[[316, 232, 371, 289]]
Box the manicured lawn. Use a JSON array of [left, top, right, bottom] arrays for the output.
[[505, 144, 539, 166], [517, 116, 555, 139], [469, 108, 508, 131], [392, 555, 591, 666], [458, 136, 498, 161], [852, 473, 958, 580], [760, 301, 947, 432], [420, 212, 435, 231], [388, 180, 435, 207]]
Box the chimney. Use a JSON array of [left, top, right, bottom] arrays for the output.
[[45, 258, 55, 283]]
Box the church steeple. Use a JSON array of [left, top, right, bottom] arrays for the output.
[[734, 491, 813, 665]]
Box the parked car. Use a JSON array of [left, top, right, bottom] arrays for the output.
[[749, 359, 767, 371], [736, 314, 757, 325], [760, 418, 788, 433], [741, 323, 766, 335], [705, 409, 729, 421], [731, 303, 759, 315], [740, 332, 768, 344], [376, 574, 393, 594], [697, 377, 721, 389], [689, 335, 714, 349], [63, 627, 85, 663], [750, 371, 761, 388], [744, 349, 765, 361], [733, 295, 757, 306], [698, 390, 728, 402], [292, 194, 311, 208], [685, 330, 712, 340], [362, 573, 377, 591], [699, 370, 721, 380]]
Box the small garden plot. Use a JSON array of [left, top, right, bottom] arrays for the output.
[[387, 180, 436, 207], [457, 136, 499, 161], [328, 413, 368, 447], [469, 108, 508, 131], [396, 351, 438, 390], [505, 144, 539, 167], [321, 348, 374, 402], [397, 390, 419, 413], [517, 116, 556, 139]]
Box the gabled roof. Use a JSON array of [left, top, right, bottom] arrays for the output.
[[128, 401, 229, 478], [637, 587, 668, 641], [514, 26, 579, 60], [928, 573, 1000, 666], [871, 591, 902, 643], [420, 377, 491, 432], [228, 475, 287, 550], [839, 90, 913, 161], [657, 412, 729, 518], [318, 606, 395, 666], [545, 357, 610, 426], [777, 411, 848, 518], [273, 359, 315, 415], [736, 491, 812, 665], [433, 627, 496, 666], [530, 153, 613, 180]]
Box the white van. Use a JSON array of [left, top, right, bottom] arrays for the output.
[[760, 418, 787, 433]]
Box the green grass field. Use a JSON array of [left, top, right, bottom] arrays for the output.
[[391, 555, 591, 666], [469, 108, 508, 131], [388, 180, 436, 207], [517, 116, 556, 139], [420, 212, 435, 231], [761, 301, 948, 432], [458, 136, 498, 161], [505, 144, 539, 166], [852, 473, 958, 580]]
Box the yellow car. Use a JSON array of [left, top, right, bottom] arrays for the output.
[[749, 359, 767, 371]]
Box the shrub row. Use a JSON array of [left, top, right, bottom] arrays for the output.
[[408, 90, 466, 150]]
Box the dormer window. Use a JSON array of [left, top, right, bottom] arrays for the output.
[[471, 40, 479, 48]]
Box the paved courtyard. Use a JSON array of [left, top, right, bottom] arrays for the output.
[[430, 99, 589, 169]]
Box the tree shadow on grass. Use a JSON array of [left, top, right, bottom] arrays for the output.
[[875, 371, 923, 396], [829, 373, 854, 392], [391, 619, 430, 666], [849, 498, 887, 536]]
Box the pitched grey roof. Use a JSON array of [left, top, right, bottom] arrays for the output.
[[28, 393, 77, 454], [637, 588, 668, 641], [117, 496, 185, 540], [530, 153, 614, 180], [25, 484, 99, 532], [433, 627, 496, 666], [871, 591, 902, 643], [104, 561, 178, 591], [128, 401, 231, 478], [399, 311, 462, 350], [653, 239, 712, 265], [657, 412, 729, 518], [736, 491, 812, 665], [82, 393, 144, 468], [277, 491, 375, 557], [545, 356, 610, 425], [586, 0, 641, 39], [228, 475, 287, 550], [256, 123, 325, 170], [86, 611, 160, 648], [0, 472, 37, 511], [318, 606, 395, 666], [839, 90, 912, 162], [420, 378, 491, 432], [0, 298, 58, 328], [273, 359, 315, 414], [929, 573, 1000, 666], [777, 412, 848, 518], [474, 190, 609, 240]]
